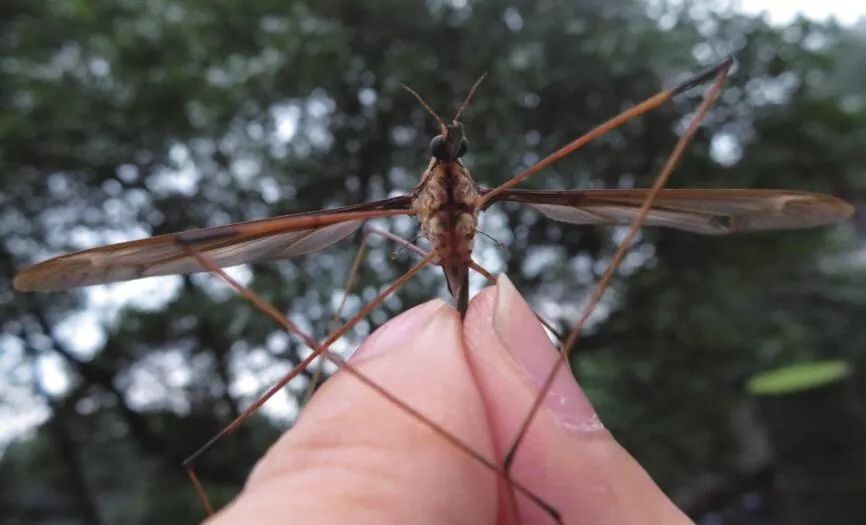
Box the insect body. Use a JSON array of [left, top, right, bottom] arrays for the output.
[[413, 121, 481, 313]]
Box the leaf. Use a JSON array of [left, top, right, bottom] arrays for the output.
[[747, 360, 852, 396]]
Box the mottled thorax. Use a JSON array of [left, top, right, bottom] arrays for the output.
[[412, 158, 481, 309]]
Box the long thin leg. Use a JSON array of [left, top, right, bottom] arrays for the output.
[[341, 226, 563, 342], [344, 227, 564, 341], [179, 246, 561, 522], [331, 228, 564, 343], [181, 250, 434, 512], [501, 58, 734, 496], [301, 230, 376, 406], [479, 57, 734, 207], [301, 225, 439, 405]]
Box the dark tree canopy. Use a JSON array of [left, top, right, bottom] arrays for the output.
[[2, 1, 865, 524]]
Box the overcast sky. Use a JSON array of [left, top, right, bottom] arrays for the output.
[[735, 0, 865, 25]]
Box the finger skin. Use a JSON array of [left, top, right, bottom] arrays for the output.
[[463, 276, 693, 525], [210, 300, 497, 525], [209, 278, 691, 525]]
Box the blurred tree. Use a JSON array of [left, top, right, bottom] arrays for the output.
[[1, 1, 864, 524]]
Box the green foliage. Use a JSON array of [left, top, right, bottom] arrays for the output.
[[2, 1, 865, 524]]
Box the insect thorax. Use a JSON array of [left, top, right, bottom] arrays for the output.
[[412, 160, 480, 267]]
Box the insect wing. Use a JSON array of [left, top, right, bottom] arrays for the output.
[[14, 197, 412, 292], [486, 189, 853, 234]]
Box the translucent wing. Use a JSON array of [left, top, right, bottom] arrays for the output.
[[14, 197, 412, 292], [485, 189, 853, 234]]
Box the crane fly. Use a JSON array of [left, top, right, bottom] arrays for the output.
[[13, 56, 854, 523]]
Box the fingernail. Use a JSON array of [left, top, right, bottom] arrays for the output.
[[493, 275, 602, 432], [350, 299, 445, 362]]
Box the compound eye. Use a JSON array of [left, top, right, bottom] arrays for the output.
[[457, 137, 468, 157], [430, 135, 448, 160]]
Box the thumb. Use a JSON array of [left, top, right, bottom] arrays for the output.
[[210, 299, 497, 525], [464, 275, 693, 524]]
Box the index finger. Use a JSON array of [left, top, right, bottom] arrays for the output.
[[210, 300, 497, 524]]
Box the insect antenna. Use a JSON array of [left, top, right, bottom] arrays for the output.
[[402, 83, 446, 133], [454, 72, 487, 122]]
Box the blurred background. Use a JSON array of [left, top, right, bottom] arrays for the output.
[[2, 1, 865, 524]]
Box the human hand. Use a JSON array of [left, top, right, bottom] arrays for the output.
[[210, 275, 692, 524]]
